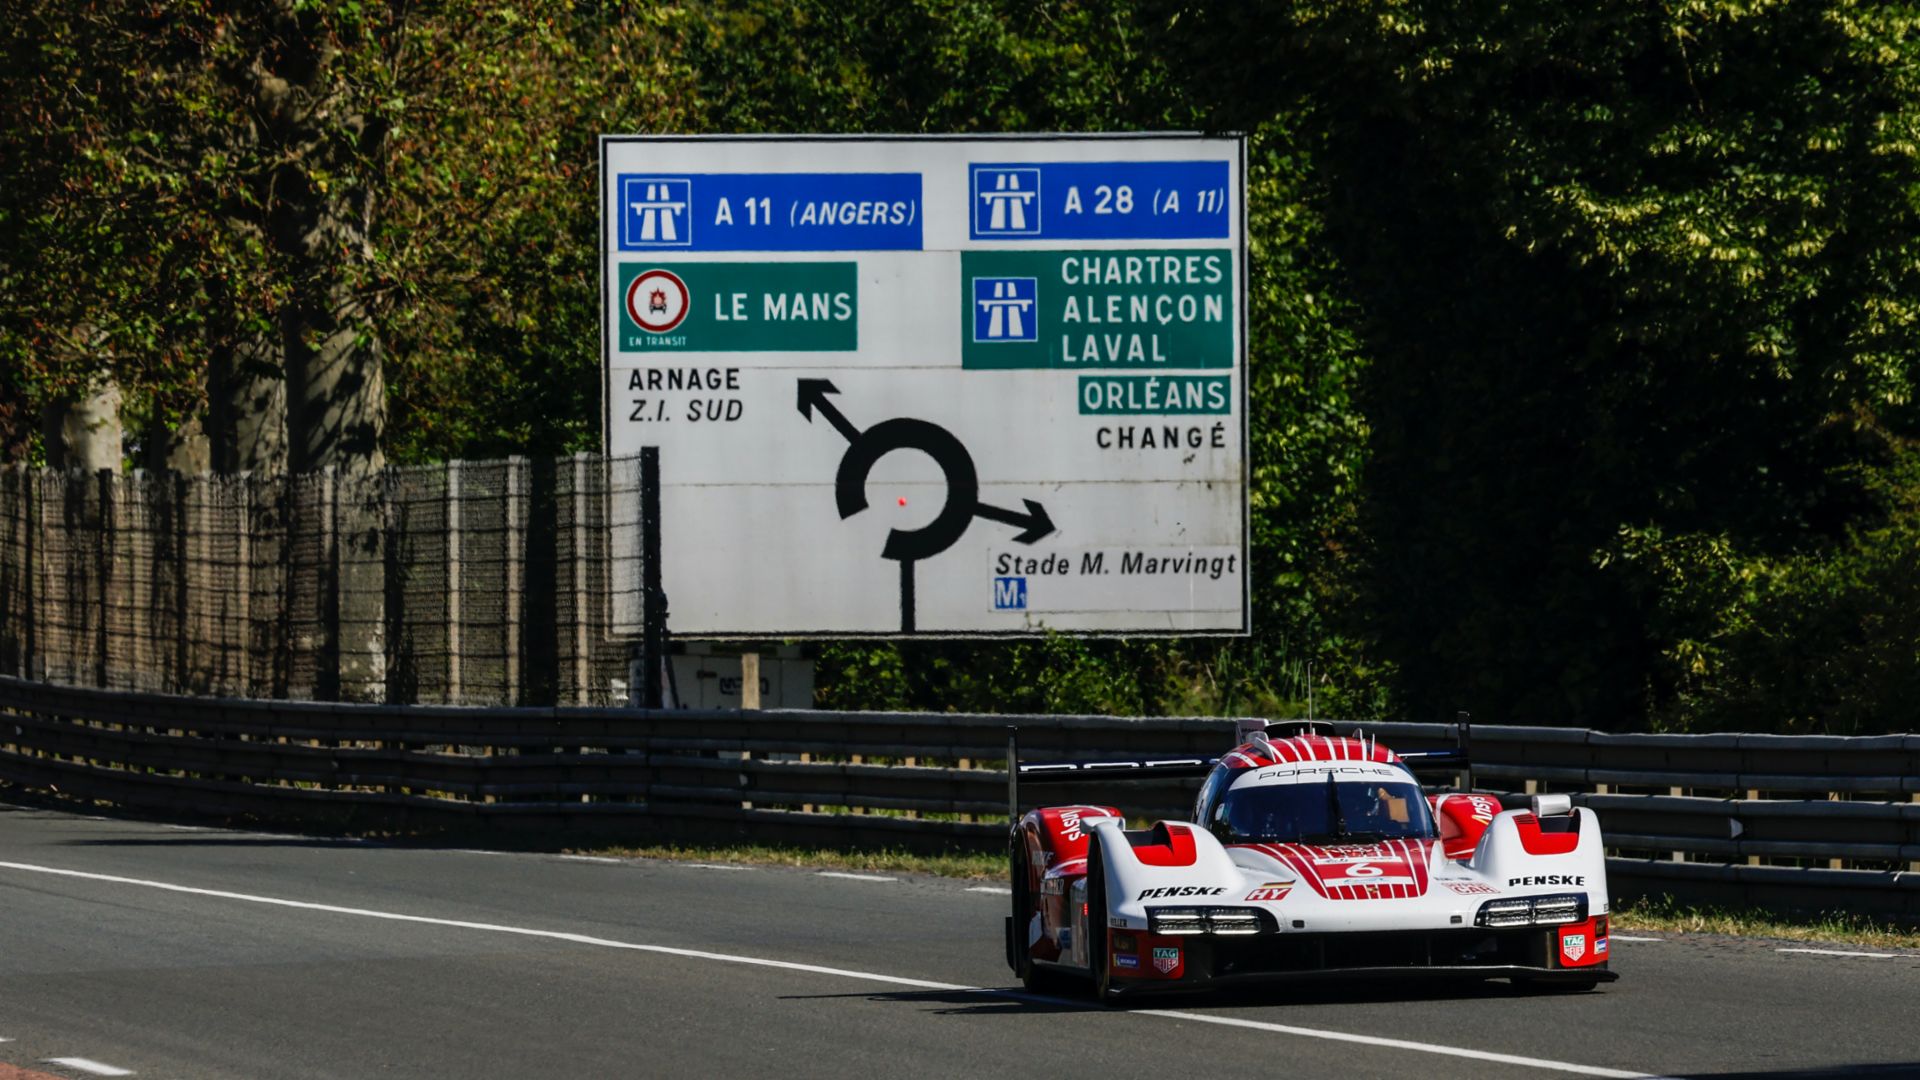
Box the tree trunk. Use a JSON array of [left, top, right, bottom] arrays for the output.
[[43, 373, 123, 473], [209, 323, 288, 475]]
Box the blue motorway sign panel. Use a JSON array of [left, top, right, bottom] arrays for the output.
[[969, 160, 1230, 241], [617, 172, 923, 252]]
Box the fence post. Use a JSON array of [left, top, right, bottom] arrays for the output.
[[639, 447, 663, 710], [235, 475, 253, 696], [95, 468, 114, 688], [21, 466, 37, 680], [172, 472, 189, 692], [124, 470, 149, 690], [319, 466, 339, 700], [570, 452, 592, 706], [505, 455, 526, 705], [445, 460, 462, 703]]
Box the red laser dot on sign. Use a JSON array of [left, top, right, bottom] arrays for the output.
[[897, 496, 908, 506]]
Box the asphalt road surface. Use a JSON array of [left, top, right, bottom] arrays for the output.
[[3, 800, 1917, 1080]]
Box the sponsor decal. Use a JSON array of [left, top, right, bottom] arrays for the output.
[[1597, 937, 1610, 955], [1058, 928, 1072, 950], [1152, 947, 1181, 974], [1137, 885, 1226, 901], [1244, 882, 1293, 903], [1110, 916, 1134, 930], [1115, 954, 1140, 969], [1508, 875, 1585, 887], [1464, 795, 1498, 825], [1057, 808, 1084, 842], [1442, 882, 1499, 896], [1563, 933, 1588, 962]]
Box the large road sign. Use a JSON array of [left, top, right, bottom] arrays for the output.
[[601, 134, 1247, 638]]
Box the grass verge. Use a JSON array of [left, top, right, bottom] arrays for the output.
[[573, 843, 1920, 949], [573, 842, 1006, 880], [1611, 894, 1920, 950]]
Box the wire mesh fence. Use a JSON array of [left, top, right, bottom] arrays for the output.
[[0, 455, 642, 706]]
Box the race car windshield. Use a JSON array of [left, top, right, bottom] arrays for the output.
[[1212, 778, 1435, 844]]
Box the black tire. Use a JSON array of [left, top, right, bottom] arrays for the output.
[[1086, 833, 1116, 1003], [1011, 835, 1076, 994]]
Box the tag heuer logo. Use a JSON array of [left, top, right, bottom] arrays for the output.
[[1563, 933, 1587, 962], [1151, 947, 1180, 974]]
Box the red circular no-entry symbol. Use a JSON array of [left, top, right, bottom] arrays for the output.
[[626, 268, 690, 333]]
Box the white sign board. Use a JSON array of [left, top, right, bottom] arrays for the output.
[[601, 134, 1247, 637]]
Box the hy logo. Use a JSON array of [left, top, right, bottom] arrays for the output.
[[993, 576, 1027, 611], [974, 167, 1040, 235], [973, 277, 1037, 342], [622, 176, 692, 247]]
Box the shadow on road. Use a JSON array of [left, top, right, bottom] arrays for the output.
[[784, 973, 1584, 1016]]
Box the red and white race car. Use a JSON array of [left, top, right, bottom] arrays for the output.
[[1006, 721, 1616, 999]]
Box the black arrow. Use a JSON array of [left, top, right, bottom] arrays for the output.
[[797, 379, 860, 443], [973, 499, 1056, 544]]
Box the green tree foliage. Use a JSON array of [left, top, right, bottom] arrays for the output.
[[5, 0, 1916, 730], [1149, 0, 1920, 728]]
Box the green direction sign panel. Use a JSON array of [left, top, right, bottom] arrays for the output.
[[618, 261, 857, 352], [961, 249, 1233, 370]]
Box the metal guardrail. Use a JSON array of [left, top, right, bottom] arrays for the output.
[[1, 676, 1915, 917]]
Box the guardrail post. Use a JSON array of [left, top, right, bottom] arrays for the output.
[[445, 460, 462, 703]]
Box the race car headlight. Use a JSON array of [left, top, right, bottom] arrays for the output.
[[1476, 899, 1533, 928], [1475, 893, 1588, 928], [1528, 894, 1586, 926], [1148, 907, 1208, 934], [1205, 909, 1262, 936], [1148, 907, 1271, 936]]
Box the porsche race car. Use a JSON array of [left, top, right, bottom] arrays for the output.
[[1006, 721, 1616, 999]]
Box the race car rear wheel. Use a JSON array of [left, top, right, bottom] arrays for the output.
[[1010, 834, 1071, 993], [1085, 833, 1117, 1003]]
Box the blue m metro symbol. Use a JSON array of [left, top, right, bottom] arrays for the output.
[[994, 576, 1028, 610]]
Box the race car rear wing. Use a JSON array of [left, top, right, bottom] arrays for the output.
[[1006, 727, 1215, 822], [1005, 712, 1476, 820]]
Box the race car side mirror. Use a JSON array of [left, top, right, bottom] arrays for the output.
[[1530, 794, 1574, 817]]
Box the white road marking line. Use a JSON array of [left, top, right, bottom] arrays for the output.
[[0, 859, 1663, 1079], [1609, 935, 1664, 942], [1139, 1010, 1668, 1079], [683, 863, 753, 871], [1776, 947, 1901, 959], [966, 886, 1012, 895], [555, 855, 623, 864], [815, 872, 896, 882], [44, 1058, 135, 1076], [158, 824, 209, 832]]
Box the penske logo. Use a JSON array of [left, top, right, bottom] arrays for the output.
[[1507, 874, 1585, 887], [1137, 885, 1225, 901]]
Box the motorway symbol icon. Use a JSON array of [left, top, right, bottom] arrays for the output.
[[623, 177, 692, 246], [973, 277, 1037, 342], [974, 168, 1041, 235], [798, 378, 1054, 630]]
